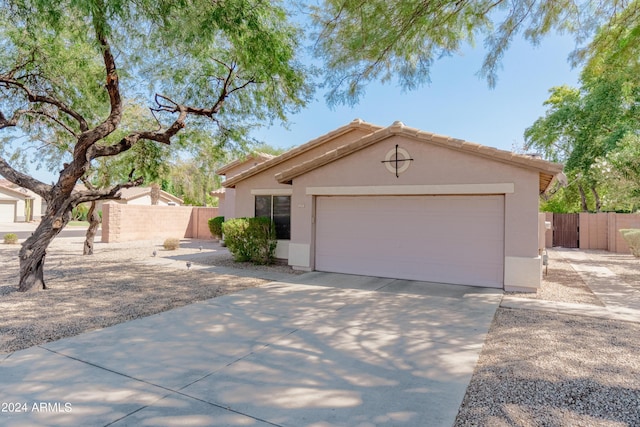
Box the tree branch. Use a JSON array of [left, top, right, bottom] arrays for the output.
[[73, 33, 122, 159], [70, 176, 144, 205], [89, 98, 188, 160], [0, 156, 53, 198], [0, 76, 89, 132]]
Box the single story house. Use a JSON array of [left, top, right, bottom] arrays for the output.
[[110, 186, 183, 206], [220, 119, 563, 292], [0, 181, 42, 222]]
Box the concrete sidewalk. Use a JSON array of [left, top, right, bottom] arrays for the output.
[[502, 249, 640, 323], [0, 274, 502, 427]]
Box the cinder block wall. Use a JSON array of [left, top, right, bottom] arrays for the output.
[[544, 212, 640, 253], [102, 203, 219, 243], [608, 213, 640, 254]]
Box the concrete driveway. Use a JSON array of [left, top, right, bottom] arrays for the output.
[[1, 273, 502, 427]]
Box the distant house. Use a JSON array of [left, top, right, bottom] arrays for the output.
[[213, 153, 275, 218], [0, 180, 43, 222], [111, 187, 183, 206]]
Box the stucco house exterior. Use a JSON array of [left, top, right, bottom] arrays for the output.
[[220, 119, 563, 292], [0, 181, 42, 222]]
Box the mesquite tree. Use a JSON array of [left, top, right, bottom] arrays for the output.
[[0, 0, 310, 292]]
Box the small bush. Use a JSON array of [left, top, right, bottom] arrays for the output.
[[3, 233, 18, 244], [222, 217, 277, 264], [72, 204, 89, 221], [246, 217, 277, 265], [208, 216, 224, 239], [222, 218, 252, 262], [163, 238, 180, 250], [620, 229, 640, 257]]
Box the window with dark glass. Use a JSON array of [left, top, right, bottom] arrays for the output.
[[254, 195, 291, 240]]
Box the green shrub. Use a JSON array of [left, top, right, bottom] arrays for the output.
[[222, 217, 277, 264], [163, 237, 180, 250], [208, 216, 224, 239], [620, 229, 640, 257], [246, 217, 277, 265], [71, 204, 89, 221], [3, 233, 18, 244]]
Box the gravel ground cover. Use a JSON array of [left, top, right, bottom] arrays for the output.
[[0, 236, 297, 354], [455, 249, 640, 426], [504, 249, 604, 306]]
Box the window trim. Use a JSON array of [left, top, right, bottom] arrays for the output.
[[251, 189, 293, 196], [254, 194, 291, 240]]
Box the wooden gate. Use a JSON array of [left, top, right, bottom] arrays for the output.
[[553, 213, 579, 248]]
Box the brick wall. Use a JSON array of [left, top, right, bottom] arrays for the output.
[[102, 203, 219, 243]]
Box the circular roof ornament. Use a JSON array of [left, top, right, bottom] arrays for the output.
[[382, 144, 413, 177]]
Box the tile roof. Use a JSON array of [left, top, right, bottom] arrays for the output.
[[223, 120, 564, 194], [221, 119, 383, 188]]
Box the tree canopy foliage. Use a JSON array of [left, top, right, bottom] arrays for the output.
[[0, 0, 311, 291], [309, 0, 630, 105], [525, 25, 640, 212]]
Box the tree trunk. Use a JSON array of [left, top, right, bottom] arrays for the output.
[[591, 186, 602, 212], [83, 201, 100, 255], [578, 183, 589, 212], [150, 183, 160, 205], [18, 215, 69, 292]]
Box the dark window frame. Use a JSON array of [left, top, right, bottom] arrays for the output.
[[254, 195, 291, 240]]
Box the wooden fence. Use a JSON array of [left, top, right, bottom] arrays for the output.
[[544, 212, 640, 254]]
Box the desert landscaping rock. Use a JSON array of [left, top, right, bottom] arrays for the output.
[[455, 248, 640, 426], [455, 308, 640, 426]]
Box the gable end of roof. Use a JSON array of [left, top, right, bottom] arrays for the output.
[[222, 119, 383, 188]]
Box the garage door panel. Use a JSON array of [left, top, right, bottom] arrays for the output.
[[0, 201, 16, 222], [315, 195, 504, 287]]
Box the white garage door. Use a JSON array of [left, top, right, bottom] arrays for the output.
[[0, 201, 16, 222], [315, 195, 504, 287]]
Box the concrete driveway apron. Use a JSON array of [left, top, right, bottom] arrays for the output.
[[0, 272, 502, 427]]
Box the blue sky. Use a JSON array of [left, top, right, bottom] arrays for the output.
[[253, 33, 580, 154]]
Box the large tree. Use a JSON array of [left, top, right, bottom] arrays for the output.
[[524, 61, 640, 211], [0, 0, 310, 291], [309, 0, 629, 105]]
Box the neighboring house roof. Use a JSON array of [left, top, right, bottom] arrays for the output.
[[221, 119, 384, 188], [216, 152, 276, 176], [223, 120, 563, 194], [117, 187, 184, 205], [0, 183, 36, 200]]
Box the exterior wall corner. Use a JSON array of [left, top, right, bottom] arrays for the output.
[[504, 255, 542, 291]]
